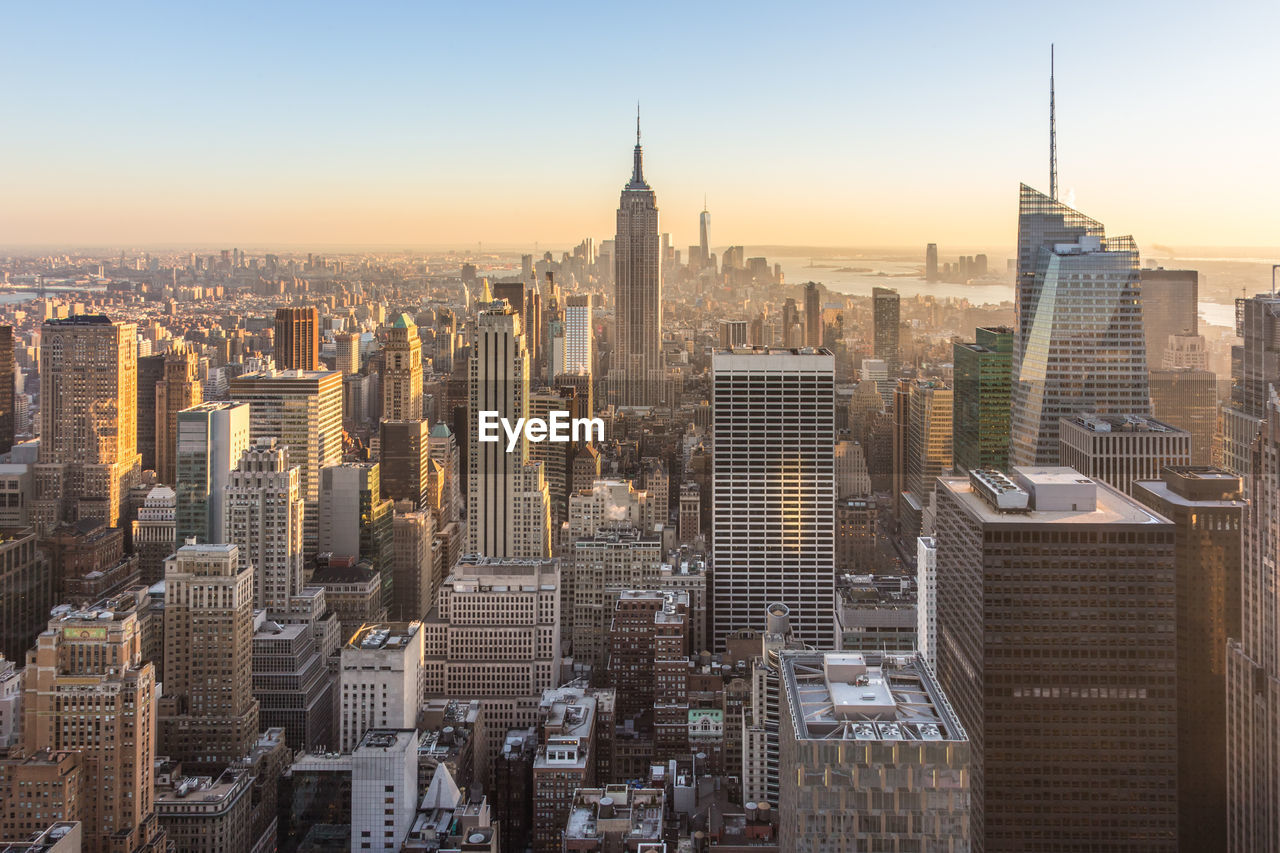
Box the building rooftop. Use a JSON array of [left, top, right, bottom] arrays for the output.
[[344, 622, 421, 652], [1062, 413, 1185, 434], [942, 467, 1168, 525], [1133, 466, 1247, 508], [780, 651, 966, 744], [355, 728, 417, 754], [563, 786, 664, 843]]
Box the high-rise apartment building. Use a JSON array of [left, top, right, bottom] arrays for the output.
[[160, 544, 259, 771], [1010, 186, 1151, 466], [24, 599, 165, 853], [223, 438, 305, 613], [228, 369, 343, 554], [1133, 467, 1245, 851], [1227, 392, 1280, 850], [935, 467, 1176, 851], [1058, 413, 1191, 496], [466, 297, 551, 558], [952, 326, 1012, 475], [153, 345, 202, 485], [35, 316, 142, 531], [174, 401, 249, 544], [380, 313, 423, 421], [712, 348, 835, 650], [273, 307, 319, 371], [872, 287, 900, 372], [778, 651, 970, 851], [613, 119, 663, 406], [339, 623, 424, 751]]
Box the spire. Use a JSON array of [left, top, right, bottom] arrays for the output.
[[631, 102, 645, 186], [1049, 43, 1059, 202]]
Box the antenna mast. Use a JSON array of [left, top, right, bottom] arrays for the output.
[[1050, 44, 1058, 201]]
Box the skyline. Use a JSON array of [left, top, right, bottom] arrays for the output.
[[3, 1, 1279, 249]]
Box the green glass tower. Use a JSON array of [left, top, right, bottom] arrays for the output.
[[952, 326, 1013, 475]]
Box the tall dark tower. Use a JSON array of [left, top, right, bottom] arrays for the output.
[[613, 108, 662, 406], [1049, 44, 1058, 201], [699, 198, 711, 271], [274, 306, 320, 371]]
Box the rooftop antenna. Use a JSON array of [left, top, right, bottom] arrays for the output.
[[1050, 44, 1058, 201]]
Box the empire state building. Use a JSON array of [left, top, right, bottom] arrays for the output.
[[613, 115, 663, 406]]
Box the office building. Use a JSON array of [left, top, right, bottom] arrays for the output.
[[252, 616, 336, 753], [612, 117, 663, 406], [351, 729, 420, 853], [712, 348, 835, 650], [466, 296, 551, 558], [228, 369, 343, 555], [935, 467, 1176, 850], [0, 527, 48, 665], [699, 204, 711, 269], [130, 485, 175, 585], [563, 294, 592, 376], [160, 544, 259, 771], [718, 319, 747, 350], [426, 423, 461, 526], [34, 316, 143, 532], [1227, 393, 1280, 849], [23, 600, 165, 853], [833, 575, 916, 654], [952, 326, 1013, 475], [1221, 294, 1280, 478], [334, 331, 360, 374], [834, 496, 876, 572], [569, 528, 663, 668], [381, 313, 423, 421], [925, 243, 939, 282], [319, 463, 394, 610], [422, 556, 560, 699], [893, 378, 952, 542], [605, 589, 689, 747], [1139, 268, 1198, 366], [528, 386, 587, 528], [1058, 413, 1191, 496], [778, 651, 970, 851], [137, 354, 164, 475], [872, 287, 900, 372], [1010, 186, 1151, 466], [390, 511, 439, 623], [531, 688, 605, 853], [560, 786, 665, 851], [743, 603, 803, 807], [223, 438, 305, 613], [0, 326, 12, 456], [1133, 467, 1245, 851], [1150, 361, 1218, 465], [916, 536, 937, 670], [379, 418, 431, 510], [339, 623, 424, 752], [804, 281, 822, 347], [0, 753, 83, 845], [154, 345, 202, 485], [274, 307, 319, 371], [174, 401, 250, 544]]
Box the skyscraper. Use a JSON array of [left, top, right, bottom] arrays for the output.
[[1220, 293, 1280, 478], [1133, 467, 1245, 851], [273, 307, 319, 371], [1058, 413, 1191, 496], [892, 378, 952, 542], [466, 296, 551, 559], [1139, 267, 1198, 367], [228, 368, 343, 555], [334, 331, 360, 374], [34, 316, 142, 532], [712, 348, 835, 650], [1227, 391, 1280, 849], [935, 467, 1176, 851], [872, 287, 900, 372], [160, 543, 259, 772], [154, 344, 202, 485], [380, 313, 423, 421], [0, 326, 14, 455], [925, 243, 939, 282], [319, 462, 394, 610], [174, 401, 250, 545], [804, 281, 822, 348], [1010, 185, 1150, 466], [613, 114, 662, 406], [563, 294, 592, 376], [699, 202, 710, 271], [23, 598, 165, 853], [952, 326, 1012, 475], [223, 438, 305, 613]]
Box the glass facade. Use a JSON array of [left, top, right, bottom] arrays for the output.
[[952, 327, 1012, 475]]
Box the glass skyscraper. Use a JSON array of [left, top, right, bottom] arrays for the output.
[[1010, 184, 1150, 466], [952, 326, 1012, 474]]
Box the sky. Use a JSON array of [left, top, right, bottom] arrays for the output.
[[2, 0, 1278, 252]]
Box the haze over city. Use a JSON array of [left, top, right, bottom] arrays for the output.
[[4, 0, 1279, 249]]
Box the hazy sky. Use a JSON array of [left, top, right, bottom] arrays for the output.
[[3, 0, 1277, 251]]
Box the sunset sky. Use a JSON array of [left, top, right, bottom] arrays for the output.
[[3, 0, 1277, 251]]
